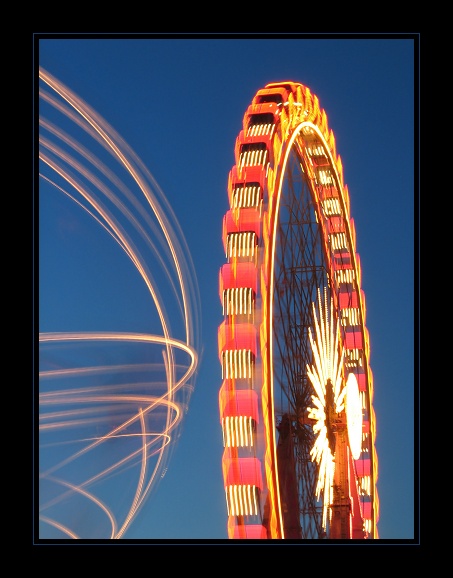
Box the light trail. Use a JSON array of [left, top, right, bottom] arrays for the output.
[[38, 68, 201, 539]]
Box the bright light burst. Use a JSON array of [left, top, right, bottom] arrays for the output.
[[306, 287, 345, 531], [38, 68, 201, 539]]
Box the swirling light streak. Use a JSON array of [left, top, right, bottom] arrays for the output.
[[40, 474, 119, 538], [39, 135, 185, 323], [39, 67, 196, 346], [39, 118, 180, 276], [38, 69, 201, 539]]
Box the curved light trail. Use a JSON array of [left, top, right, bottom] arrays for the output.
[[38, 68, 201, 539]]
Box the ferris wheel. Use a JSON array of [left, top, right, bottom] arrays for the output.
[[217, 81, 379, 539]]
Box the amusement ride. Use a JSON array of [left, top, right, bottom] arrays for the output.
[[217, 81, 379, 539]]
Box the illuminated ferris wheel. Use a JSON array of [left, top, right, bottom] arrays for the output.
[[217, 81, 379, 539]]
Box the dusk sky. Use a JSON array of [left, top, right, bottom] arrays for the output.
[[36, 33, 417, 543]]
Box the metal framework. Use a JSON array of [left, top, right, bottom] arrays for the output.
[[218, 82, 379, 539]]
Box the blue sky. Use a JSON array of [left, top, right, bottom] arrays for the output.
[[36, 34, 417, 542]]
